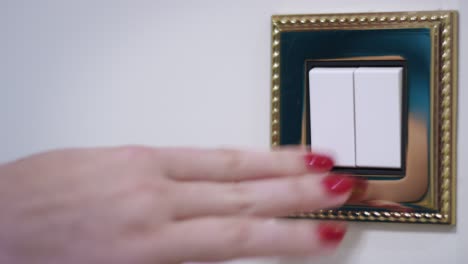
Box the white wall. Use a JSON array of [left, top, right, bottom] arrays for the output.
[[1, 0, 466, 263]]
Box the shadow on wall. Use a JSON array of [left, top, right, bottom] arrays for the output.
[[277, 221, 455, 264]]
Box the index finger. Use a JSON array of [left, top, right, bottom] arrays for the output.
[[157, 147, 334, 182]]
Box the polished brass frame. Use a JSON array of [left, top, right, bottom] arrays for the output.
[[270, 11, 458, 224]]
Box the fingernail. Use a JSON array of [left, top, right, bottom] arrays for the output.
[[318, 223, 347, 244], [304, 153, 334, 171], [322, 174, 355, 195], [347, 177, 368, 202]]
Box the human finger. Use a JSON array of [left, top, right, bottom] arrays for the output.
[[171, 174, 363, 219], [150, 217, 347, 263], [157, 147, 334, 182]]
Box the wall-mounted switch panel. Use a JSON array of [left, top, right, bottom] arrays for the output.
[[309, 67, 403, 169], [272, 10, 457, 224]]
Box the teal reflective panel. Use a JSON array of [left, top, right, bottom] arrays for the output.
[[279, 28, 431, 145]]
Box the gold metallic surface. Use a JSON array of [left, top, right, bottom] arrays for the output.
[[270, 11, 458, 225]]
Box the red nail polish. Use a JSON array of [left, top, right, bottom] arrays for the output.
[[318, 223, 346, 244], [304, 153, 334, 171], [322, 175, 355, 195]]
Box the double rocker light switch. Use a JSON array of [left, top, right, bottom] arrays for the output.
[[309, 67, 403, 169], [272, 10, 457, 224]]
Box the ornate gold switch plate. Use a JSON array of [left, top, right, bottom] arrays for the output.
[[270, 11, 458, 224]]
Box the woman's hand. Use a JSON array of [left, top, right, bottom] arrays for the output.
[[0, 146, 365, 264]]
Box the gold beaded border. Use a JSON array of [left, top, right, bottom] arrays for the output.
[[271, 25, 281, 147], [270, 11, 458, 224]]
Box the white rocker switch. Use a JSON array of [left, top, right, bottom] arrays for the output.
[[354, 67, 403, 169], [309, 68, 357, 167]]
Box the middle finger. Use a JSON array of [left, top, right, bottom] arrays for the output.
[[171, 174, 365, 220]]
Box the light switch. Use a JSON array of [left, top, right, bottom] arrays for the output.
[[309, 68, 356, 167], [309, 66, 403, 170], [354, 67, 403, 168]]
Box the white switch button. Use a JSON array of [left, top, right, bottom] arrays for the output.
[[309, 68, 356, 167], [354, 67, 403, 168]]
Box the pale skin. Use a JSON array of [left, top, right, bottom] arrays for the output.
[[0, 146, 353, 264]]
